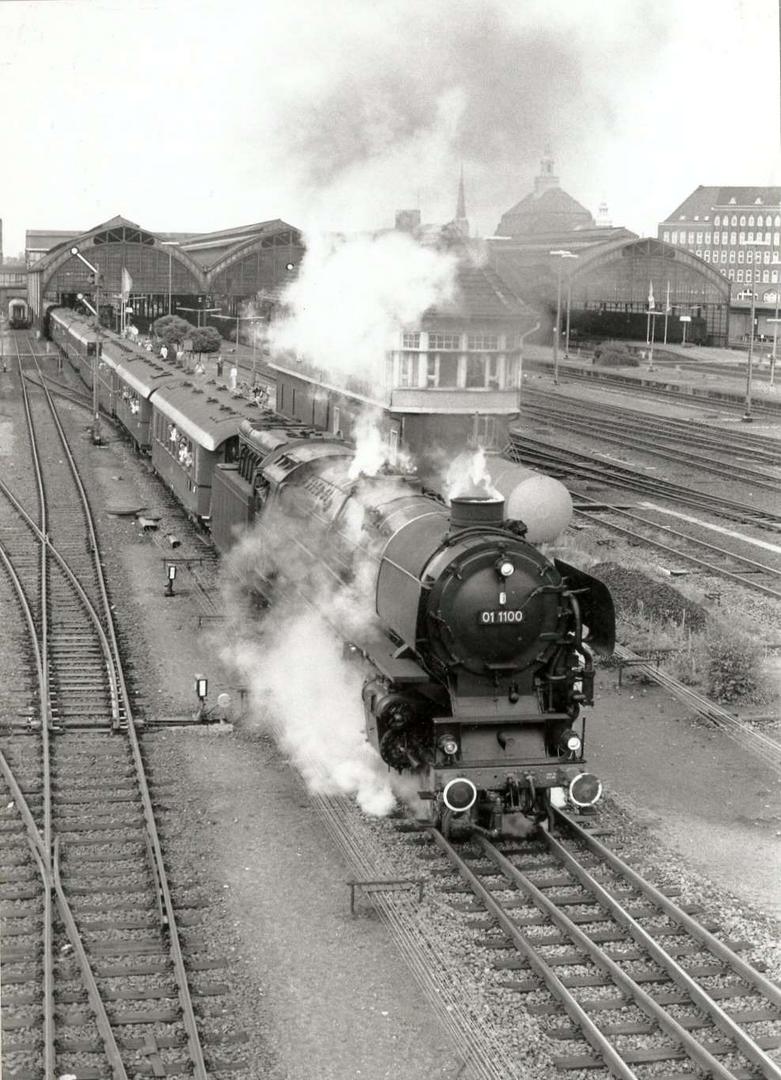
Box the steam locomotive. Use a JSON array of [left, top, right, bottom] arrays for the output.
[[40, 305, 615, 835], [214, 422, 615, 837]]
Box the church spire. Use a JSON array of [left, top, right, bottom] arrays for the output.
[[452, 165, 469, 237], [456, 165, 466, 221]]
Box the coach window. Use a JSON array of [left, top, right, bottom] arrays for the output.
[[738, 250, 744, 263]]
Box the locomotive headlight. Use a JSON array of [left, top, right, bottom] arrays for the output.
[[438, 734, 459, 757], [498, 560, 515, 578], [558, 730, 582, 756]]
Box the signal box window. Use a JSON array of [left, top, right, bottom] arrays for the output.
[[465, 356, 485, 388], [467, 333, 498, 351], [397, 353, 415, 387], [429, 332, 460, 350], [437, 354, 458, 387]]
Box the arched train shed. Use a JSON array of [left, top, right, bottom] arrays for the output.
[[490, 236, 731, 347]]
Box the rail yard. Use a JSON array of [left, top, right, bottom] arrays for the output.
[[0, 318, 779, 1080]]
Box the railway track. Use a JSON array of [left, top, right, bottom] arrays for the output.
[[425, 816, 781, 1079], [0, 338, 242, 1078], [527, 361, 781, 418], [504, 432, 781, 532], [611, 645, 781, 773], [573, 495, 781, 602], [522, 391, 781, 489]]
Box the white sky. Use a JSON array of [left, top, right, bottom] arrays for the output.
[[1, 0, 779, 257]]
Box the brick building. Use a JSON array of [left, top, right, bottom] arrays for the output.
[[658, 187, 781, 343]]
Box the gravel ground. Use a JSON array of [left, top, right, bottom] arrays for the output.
[[3, 356, 779, 1080]]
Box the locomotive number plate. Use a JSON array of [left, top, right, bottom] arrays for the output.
[[477, 609, 523, 626]]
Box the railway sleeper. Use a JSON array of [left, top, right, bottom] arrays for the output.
[[547, 1009, 781, 1038], [552, 1033, 781, 1070]]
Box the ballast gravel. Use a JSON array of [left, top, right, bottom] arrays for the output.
[[9, 372, 775, 1080]]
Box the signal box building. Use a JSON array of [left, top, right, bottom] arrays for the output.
[[271, 255, 537, 465]]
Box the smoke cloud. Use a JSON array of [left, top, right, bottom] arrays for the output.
[[268, 230, 457, 397], [256, 0, 670, 236]]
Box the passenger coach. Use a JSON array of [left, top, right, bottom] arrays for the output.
[[150, 381, 269, 521]]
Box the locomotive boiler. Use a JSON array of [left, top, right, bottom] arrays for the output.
[[219, 422, 615, 836]]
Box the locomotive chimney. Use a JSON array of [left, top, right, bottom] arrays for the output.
[[449, 496, 505, 530]]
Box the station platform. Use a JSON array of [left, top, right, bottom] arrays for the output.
[[523, 342, 781, 415]]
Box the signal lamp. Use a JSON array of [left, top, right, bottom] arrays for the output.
[[568, 772, 602, 807], [164, 563, 177, 596], [442, 777, 477, 813], [496, 559, 515, 578], [195, 676, 208, 701]]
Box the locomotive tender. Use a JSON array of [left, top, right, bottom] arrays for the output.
[[214, 422, 615, 836], [45, 306, 615, 835]]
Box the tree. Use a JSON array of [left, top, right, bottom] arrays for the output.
[[152, 314, 194, 348], [189, 326, 222, 356]]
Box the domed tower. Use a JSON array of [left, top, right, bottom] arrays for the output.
[[495, 151, 594, 237]]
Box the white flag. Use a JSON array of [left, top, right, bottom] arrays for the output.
[[648, 281, 655, 310], [121, 267, 133, 303]]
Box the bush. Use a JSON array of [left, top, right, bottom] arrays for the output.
[[705, 629, 770, 705], [593, 340, 639, 368], [152, 314, 194, 348], [190, 326, 222, 354]]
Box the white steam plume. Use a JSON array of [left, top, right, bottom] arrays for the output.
[[444, 447, 502, 501], [268, 230, 457, 398], [219, 500, 419, 817], [228, 612, 397, 817]]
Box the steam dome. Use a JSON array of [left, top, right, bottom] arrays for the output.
[[485, 461, 573, 543]]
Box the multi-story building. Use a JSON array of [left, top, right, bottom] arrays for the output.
[[658, 187, 781, 343]]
